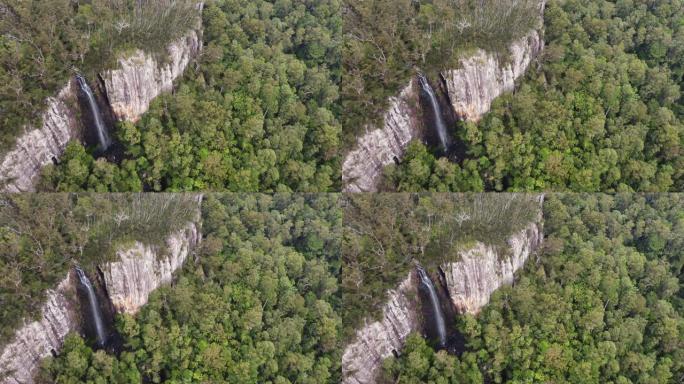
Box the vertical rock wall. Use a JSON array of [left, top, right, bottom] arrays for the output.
[[101, 29, 202, 123], [0, 28, 202, 192], [0, 274, 77, 384], [0, 84, 79, 193], [101, 221, 201, 314], [342, 272, 419, 384], [342, 82, 420, 192]]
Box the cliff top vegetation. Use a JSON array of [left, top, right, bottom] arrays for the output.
[[0, 0, 200, 154], [0, 193, 199, 345]]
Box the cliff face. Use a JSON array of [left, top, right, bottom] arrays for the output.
[[0, 274, 77, 384], [443, 31, 543, 122], [342, 29, 544, 192], [342, 82, 420, 193], [342, 273, 419, 384], [342, 200, 544, 383], [0, 212, 201, 383], [0, 84, 79, 193], [101, 29, 202, 123], [441, 220, 543, 315], [101, 221, 201, 314], [0, 29, 202, 192]]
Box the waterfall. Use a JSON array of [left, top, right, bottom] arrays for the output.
[[76, 75, 111, 152], [417, 266, 448, 348], [418, 73, 450, 152], [75, 267, 108, 347]]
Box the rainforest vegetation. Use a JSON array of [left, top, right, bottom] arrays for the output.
[[0, 193, 199, 345], [341, 193, 541, 338], [0, 0, 199, 154], [381, 194, 684, 383], [38, 0, 342, 192], [341, 0, 540, 146], [384, 0, 684, 192], [37, 194, 342, 383]]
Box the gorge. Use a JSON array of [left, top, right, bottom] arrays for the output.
[[342, 198, 544, 384], [0, 209, 201, 384], [0, 26, 202, 193], [342, 3, 546, 192]]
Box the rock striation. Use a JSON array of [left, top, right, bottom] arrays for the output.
[[0, 274, 77, 384], [0, 84, 79, 193], [342, 15, 544, 192], [342, 272, 419, 384], [443, 30, 543, 122], [101, 29, 202, 123], [342, 81, 420, 192], [0, 27, 202, 192], [342, 198, 544, 383], [101, 221, 201, 314], [0, 202, 202, 383], [441, 220, 543, 315]]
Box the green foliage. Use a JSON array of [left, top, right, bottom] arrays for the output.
[[342, 0, 540, 146], [42, 0, 342, 192], [0, 0, 199, 154], [383, 194, 684, 383], [0, 194, 199, 345], [39, 194, 342, 383], [342, 193, 540, 339], [386, 0, 684, 192]]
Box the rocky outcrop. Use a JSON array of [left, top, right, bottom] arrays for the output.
[[101, 29, 202, 123], [0, 24, 202, 192], [343, 12, 544, 192], [0, 84, 79, 193], [0, 274, 77, 384], [342, 272, 419, 384], [443, 30, 543, 122], [441, 220, 543, 315], [0, 204, 202, 383], [342, 81, 420, 192], [101, 221, 201, 314], [343, 198, 544, 383]]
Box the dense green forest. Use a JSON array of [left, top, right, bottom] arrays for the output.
[[38, 194, 342, 383], [381, 194, 684, 383], [342, 193, 541, 338], [38, 0, 342, 192], [0, 193, 199, 345], [341, 0, 540, 146], [0, 0, 199, 154], [383, 0, 684, 192]]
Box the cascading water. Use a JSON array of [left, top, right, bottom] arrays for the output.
[[418, 73, 450, 153], [417, 265, 448, 349], [75, 267, 108, 348], [76, 74, 111, 152]]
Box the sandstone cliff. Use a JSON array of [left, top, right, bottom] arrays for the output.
[[342, 272, 419, 384], [342, 82, 420, 192], [0, 274, 77, 384], [342, 200, 544, 383], [342, 25, 544, 192], [0, 211, 201, 383], [0, 28, 202, 192], [443, 30, 543, 122], [0, 84, 79, 193], [101, 221, 201, 314], [441, 220, 543, 315], [101, 29, 202, 123]]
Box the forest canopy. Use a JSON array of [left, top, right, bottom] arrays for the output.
[[341, 0, 541, 146], [39, 0, 342, 193], [0, 193, 199, 345], [383, 0, 684, 192], [380, 194, 684, 383], [0, 0, 199, 154], [37, 194, 342, 384]]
